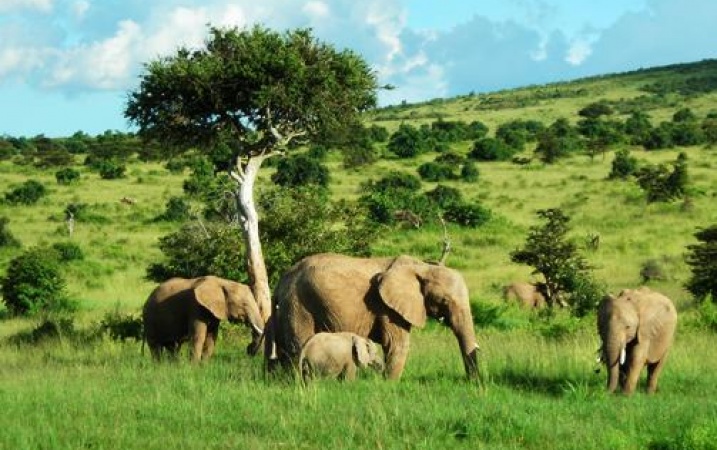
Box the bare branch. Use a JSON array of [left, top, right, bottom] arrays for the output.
[[437, 214, 452, 266]]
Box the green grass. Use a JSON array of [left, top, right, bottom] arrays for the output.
[[2, 59, 717, 449]]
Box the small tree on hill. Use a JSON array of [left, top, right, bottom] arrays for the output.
[[685, 225, 717, 303], [510, 208, 600, 315], [125, 25, 378, 321]]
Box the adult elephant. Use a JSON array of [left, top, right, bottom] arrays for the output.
[[597, 287, 677, 394], [266, 253, 480, 380], [143, 276, 264, 362], [502, 282, 547, 308]]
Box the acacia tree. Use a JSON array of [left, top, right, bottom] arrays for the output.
[[125, 26, 378, 322]]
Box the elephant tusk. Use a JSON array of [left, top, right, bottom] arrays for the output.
[[251, 323, 263, 335], [619, 347, 626, 366]]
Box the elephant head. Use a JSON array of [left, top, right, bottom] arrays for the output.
[[597, 287, 677, 394], [194, 276, 264, 355], [377, 256, 480, 379], [352, 335, 384, 372]]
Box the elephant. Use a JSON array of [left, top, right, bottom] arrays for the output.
[[142, 276, 264, 362], [265, 253, 481, 380], [502, 282, 547, 308], [597, 287, 677, 394], [299, 332, 385, 382]]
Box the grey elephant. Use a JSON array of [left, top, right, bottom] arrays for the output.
[[299, 332, 384, 382], [143, 276, 264, 362], [597, 287, 677, 394], [266, 253, 481, 380], [502, 282, 547, 308]]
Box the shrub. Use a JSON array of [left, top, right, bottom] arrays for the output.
[[608, 149, 639, 179], [417, 161, 456, 181], [271, 154, 330, 188], [1, 247, 75, 316], [55, 167, 81, 185], [98, 309, 143, 342], [443, 202, 492, 228], [460, 161, 480, 182], [426, 185, 463, 208], [0, 216, 21, 248], [362, 172, 422, 193], [635, 152, 689, 202], [469, 137, 514, 161], [156, 196, 192, 222], [367, 125, 389, 143], [342, 144, 377, 169], [51, 241, 84, 262], [685, 225, 717, 303], [97, 160, 126, 179], [388, 123, 428, 158], [4, 179, 47, 205]]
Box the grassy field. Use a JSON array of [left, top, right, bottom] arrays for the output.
[[2, 60, 717, 449]]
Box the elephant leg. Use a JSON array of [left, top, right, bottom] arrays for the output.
[[343, 364, 357, 381], [646, 357, 667, 394], [202, 322, 220, 361], [191, 320, 208, 363], [623, 347, 646, 395]]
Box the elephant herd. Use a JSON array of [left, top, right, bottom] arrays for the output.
[[142, 253, 677, 394]]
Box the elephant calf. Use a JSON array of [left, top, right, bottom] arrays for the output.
[[502, 282, 547, 308], [299, 332, 384, 382], [143, 276, 264, 362]]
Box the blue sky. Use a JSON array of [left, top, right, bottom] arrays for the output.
[[0, 0, 715, 137]]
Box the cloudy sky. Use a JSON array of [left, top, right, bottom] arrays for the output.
[[0, 0, 714, 137]]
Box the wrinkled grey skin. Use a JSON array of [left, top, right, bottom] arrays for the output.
[[143, 276, 264, 362], [266, 253, 480, 381], [597, 287, 677, 395], [299, 332, 385, 382]]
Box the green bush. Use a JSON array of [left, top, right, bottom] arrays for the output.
[[55, 167, 81, 185], [635, 152, 689, 202], [0, 216, 21, 248], [156, 196, 192, 222], [469, 138, 515, 161], [1, 247, 76, 316], [342, 144, 377, 169], [98, 309, 143, 342], [608, 149, 639, 179], [443, 202, 492, 228], [51, 241, 84, 262], [685, 225, 717, 303], [426, 185, 463, 209], [460, 161, 480, 182], [388, 123, 428, 158], [4, 179, 47, 205], [362, 172, 422, 193], [97, 160, 127, 179], [417, 161, 456, 181], [271, 154, 330, 187]]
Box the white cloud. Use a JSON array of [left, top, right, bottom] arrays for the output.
[[71, 0, 89, 20], [565, 40, 592, 65], [0, 47, 46, 77], [302, 1, 330, 20], [0, 0, 53, 13]]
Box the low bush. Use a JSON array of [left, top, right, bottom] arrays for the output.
[[0, 216, 20, 248], [443, 202, 492, 228], [51, 241, 84, 262], [98, 309, 143, 342], [55, 167, 81, 185], [4, 179, 47, 205]]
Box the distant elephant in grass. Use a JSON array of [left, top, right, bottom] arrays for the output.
[[597, 287, 677, 395], [299, 332, 384, 382], [143, 276, 264, 362], [502, 282, 547, 308], [266, 253, 481, 381]]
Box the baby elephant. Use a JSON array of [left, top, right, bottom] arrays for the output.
[[299, 332, 384, 382]]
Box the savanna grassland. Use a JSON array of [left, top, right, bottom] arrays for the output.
[[2, 60, 717, 449]]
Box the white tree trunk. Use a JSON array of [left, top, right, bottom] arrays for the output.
[[236, 156, 272, 324]]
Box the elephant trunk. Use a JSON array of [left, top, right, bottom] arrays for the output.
[[604, 335, 624, 393], [448, 307, 481, 381]]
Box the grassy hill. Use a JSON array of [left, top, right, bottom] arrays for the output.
[[1, 58, 717, 449]]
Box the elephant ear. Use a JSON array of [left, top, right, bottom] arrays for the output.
[[352, 335, 370, 368], [194, 277, 228, 320], [378, 256, 427, 328]]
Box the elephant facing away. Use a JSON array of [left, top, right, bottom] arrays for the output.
[[143, 276, 264, 362], [502, 282, 547, 308], [299, 332, 384, 382], [266, 253, 481, 381], [597, 287, 677, 395]]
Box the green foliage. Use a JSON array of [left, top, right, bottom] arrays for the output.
[[55, 167, 81, 185], [608, 149, 639, 179], [635, 152, 689, 202], [510, 208, 594, 314], [702, 118, 717, 146], [495, 119, 545, 151], [0, 216, 20, 248], [535, 118, 584, 163], [367, 125, 389, 143], [51, 241, 84, 262], [125, 25, 378, 151], [97, 160, 127, 179], [460, 161, 480, 182], [469, 137, 515, 161], [182, 157, 216, 198], [363, 171, 422, 193], [578, 101, 613, 119], [258, 187, 376, 283], [417, 161, 456, 181], [271, 154, 330, 188], [624, 111, 653, 145], [685, 225, 717, 302], [155, 196, 192, 222], [428, 119, 488, 142], [8, 317, 78, 345], [98, 309, 143, 342], [388, 123, 428, 158], [643, 122, 675, 150], [426, 185, 463, 208], [64, 203, 110, 224], [1, 247, 75, 316], [443, 202, 492, 228], [4, 179, 47, 205], [146, 222, 246, 283]]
